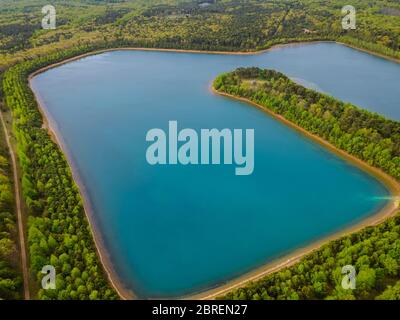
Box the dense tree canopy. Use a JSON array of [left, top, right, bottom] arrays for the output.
[[2, 44, 119, 299]]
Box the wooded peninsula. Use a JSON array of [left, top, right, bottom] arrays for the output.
[[213, 67, 400, 300]]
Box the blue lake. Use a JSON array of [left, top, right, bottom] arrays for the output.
[[30, 43, 399, 298]]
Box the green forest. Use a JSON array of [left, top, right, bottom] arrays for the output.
[[2, 44, 120, 300], [220, 212, 400, 300], [213, 67, 400, 299], [1, 0, 400, 69], [0, 0, 399, 300], [0, 106, 21, 300]]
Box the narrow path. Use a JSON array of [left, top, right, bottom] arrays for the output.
[[0, 110, 30, 300], [270, 9, 289, 38]]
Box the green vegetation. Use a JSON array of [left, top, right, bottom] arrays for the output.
[[2, 45, 119, 299], [0, 109, 21, 300], [213, 67, 400, 300], [214, 67, 400, 180], [220, 212, 400, 300], [1, 0, 400, 69], [377, 279, 400, 299], [0, 0, 399, 300]]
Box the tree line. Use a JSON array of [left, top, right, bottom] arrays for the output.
[[2, 43, 119, 300], [213, 67, 400, 300]]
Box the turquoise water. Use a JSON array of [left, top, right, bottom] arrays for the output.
[[30, 43, 398, 298]]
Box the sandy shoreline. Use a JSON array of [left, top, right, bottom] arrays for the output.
[[26, 41, 400, 81], [28, 82, 136, 300], [27, 42, 400, 300], [188, 88, 400, 300], [337, 42, 400, 65], [28, 41, 344, 79]]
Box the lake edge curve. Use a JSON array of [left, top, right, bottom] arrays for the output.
[[28, 44, 399, 300], [192, 87, 400, 299]]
